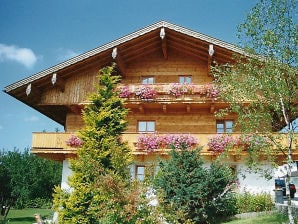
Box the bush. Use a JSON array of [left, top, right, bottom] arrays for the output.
[[154, 148, 238, 223], [24, 198, 53, 209], [236, 191, 274, 213]]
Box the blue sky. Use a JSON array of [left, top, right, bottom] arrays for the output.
[[0, 0, 257, 150]]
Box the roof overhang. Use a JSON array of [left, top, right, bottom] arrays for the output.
[[3, 20, 246, 125]]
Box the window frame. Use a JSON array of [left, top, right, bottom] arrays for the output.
[[135, 165, 145, 181], [141, 76, 155, 84], [137, 120, 155, 133], [216, 120, 234, 133], [179, 75, 192, 84]]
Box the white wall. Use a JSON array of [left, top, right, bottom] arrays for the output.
[[61, 159, 72, 190], [237, 164, 275, 194]]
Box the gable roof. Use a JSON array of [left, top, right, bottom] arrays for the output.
[[3, 20, 246, 125], [4, 20, 244, 93]]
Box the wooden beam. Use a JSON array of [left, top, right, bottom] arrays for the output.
[[69, 105, 84, 114], [186, 104, 191, 113], [207, 55, 212, 76], [162, 104, 167, 113], [138, 104, 144, 113], [51, 73, 65, 92], [207, 44, 214, 76], [160, 27, 167, 59], [112, 48, 126, 76], [161, 39, 168, 59], [210, 104, 215, 114], [25, 83, 41, 104]]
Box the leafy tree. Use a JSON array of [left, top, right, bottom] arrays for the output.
[[212, 0, 297, 222], [154, 148, 237, 224], [0, 149, 62, 222], [53, 65, 160, 223]]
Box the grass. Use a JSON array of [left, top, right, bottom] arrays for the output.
[[5, 208, 54, 224], [4, 209, 290, 224], [222, 212, 289, 224]]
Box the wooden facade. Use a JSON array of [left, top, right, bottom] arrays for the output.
[[4, 21, 297, 170]]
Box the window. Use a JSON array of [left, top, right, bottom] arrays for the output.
[[138, 121, 155, 132], [136, 165, 145, 181], [179, 76, 192, 83], [216, 120, 234, 133], [141, 76, 154, 84]]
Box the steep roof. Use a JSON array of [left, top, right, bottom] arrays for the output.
[[4, 20, 243, 93], [3, 20, 245, 125]]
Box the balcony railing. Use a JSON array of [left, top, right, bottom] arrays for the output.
[[117, 83, 220, 102], [31, 132, 297, 161], [32, 132, 219, 151]]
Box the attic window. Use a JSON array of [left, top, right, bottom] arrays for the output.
[[216, 120, 234, 133], [141, 76, 154, 84], [179, 76, 192, 84], [138, 121, 155, 132]]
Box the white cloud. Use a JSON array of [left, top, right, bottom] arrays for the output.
[[0, 43, 37, 68], [56, 48, 79, 62], [24, 115, 40, 122]]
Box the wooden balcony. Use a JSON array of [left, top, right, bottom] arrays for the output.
[[117, 83, 227, 113], [31, 132, 297, 163]]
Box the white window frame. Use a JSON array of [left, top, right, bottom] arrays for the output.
[[179, 75, 192, 84], [216, 120, 234, 133], [141, 76, 155, 84], [138, 121, 155, 133]]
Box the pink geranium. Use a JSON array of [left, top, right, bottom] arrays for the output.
[[137, 133, 198, 151], [65, 135, 83, 147], [135, 85, 157, 100]]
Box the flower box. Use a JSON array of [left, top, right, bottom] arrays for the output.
[[137, 133, 198, 152]]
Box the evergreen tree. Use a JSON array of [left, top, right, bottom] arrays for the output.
[[53, 65, 160, 223], [154, 148, 237, 224]]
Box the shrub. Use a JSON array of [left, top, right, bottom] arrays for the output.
[[236, 191, 274, 213], [24, 198, 52, 209], [154, 148, 237, 223]]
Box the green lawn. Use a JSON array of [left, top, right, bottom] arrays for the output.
[[5, 208, 54, 224], [4, 209, 290, 224], [222, 212, 289, 224]]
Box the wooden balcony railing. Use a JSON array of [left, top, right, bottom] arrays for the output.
[[32, 132, 221, 151], [31, 132, 297, 162], [117, 83, 220, 103]]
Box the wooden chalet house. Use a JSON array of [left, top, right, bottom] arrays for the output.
[[4, 21, 295, 192]]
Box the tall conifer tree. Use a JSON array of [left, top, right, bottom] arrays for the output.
[[54, 65, 136, 223]]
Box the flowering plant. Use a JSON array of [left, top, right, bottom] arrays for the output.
[[118, 85, 132, 98], [137, 133, 159, 152], [208, 134, 270, 153], [65, 135, 83, 147], [236, 134, 270, 151], [135, 85, 157, 100], [164, 134, 198, 150], [207, 134, 235, 153], [197, 84, 220, 99], [137, 133, 198, 152], [169, 83, 194, 97]]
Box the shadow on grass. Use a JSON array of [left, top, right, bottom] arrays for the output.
[[7, 217, 34, 222]]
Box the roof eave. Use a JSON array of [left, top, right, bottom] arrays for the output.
[[4, 20, 246, 93]]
